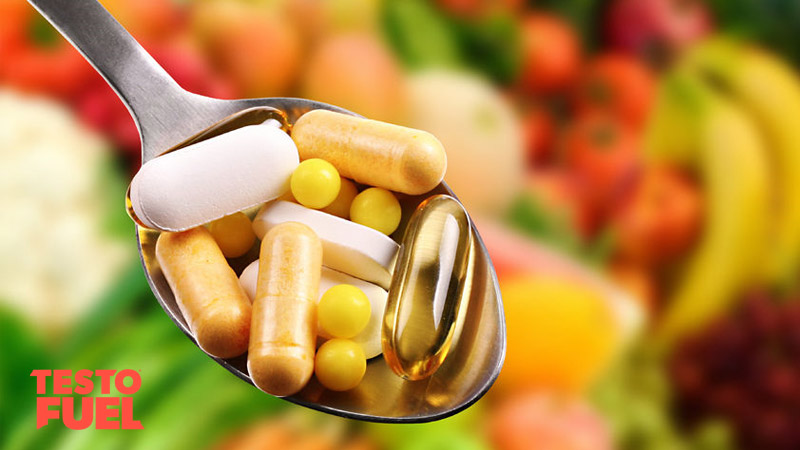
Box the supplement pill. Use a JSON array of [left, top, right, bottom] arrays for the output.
[[290, 158, 341, 209], [321, 177, 358, 219], [155, 227, 251, 359], [382, 195, 473, 380], [248, 222, 322, 397], [208, 212, 256, 258], [318, 284, 371, 339], [349, 187, 402, 235], [315, 339, 367, 391], [129, 125, 299, 231], [292, 109, 447, 195]]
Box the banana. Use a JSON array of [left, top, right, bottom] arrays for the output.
[[646, 73, 771, 347], [684, 38, 800, 289]]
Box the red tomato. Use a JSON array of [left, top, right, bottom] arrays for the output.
[[522, 106, 556, 165], [563, 114, 642, 216], [575, 53, 656, 129], [611, 166, 703, 266], [518, 14, 582, 93], [0, 2, 93, 99]]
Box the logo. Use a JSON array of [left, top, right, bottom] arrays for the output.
[[31, 370, 143, 430]]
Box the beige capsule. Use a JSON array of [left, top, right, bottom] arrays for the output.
[[248, 222, 323, 397], [155, 227, 252, 359], [292, 109, 447, 195]]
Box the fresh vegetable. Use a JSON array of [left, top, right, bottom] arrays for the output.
[[574, 53, 657, 129], [562, 113, 642, 217], [517, 13, 582, 93], [405, 70, 524, 215], [611, 166, 703, 267], [521, 106, 557, 165]]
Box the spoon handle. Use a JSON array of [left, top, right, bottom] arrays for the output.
[[27, 0, 220, 161]]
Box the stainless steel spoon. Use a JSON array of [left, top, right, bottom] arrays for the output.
[[29, 0, 505, 423]]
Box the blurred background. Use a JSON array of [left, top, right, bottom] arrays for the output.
[[2, 0, 800, 448]]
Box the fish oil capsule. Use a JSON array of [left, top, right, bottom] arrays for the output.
[[291, 109, 447, 195], [248, 222, 322, 397], [155, 227, 252, 359], [382, 195, 473, 380]]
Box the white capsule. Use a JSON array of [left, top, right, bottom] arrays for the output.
[[129, 125, 299, 231], [252, 201, 399, 288]]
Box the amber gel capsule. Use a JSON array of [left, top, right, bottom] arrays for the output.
[[248, 222, 322, 397], [155, 227, 252, 359], [292, 109, 447, 195], [382, 195, 473, 380]]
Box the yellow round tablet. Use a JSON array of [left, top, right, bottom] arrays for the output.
[[350, 187, 401, 235], [314, 339, 366, 391], [291, 159, 341, 209], [207, 212, 256, 258]]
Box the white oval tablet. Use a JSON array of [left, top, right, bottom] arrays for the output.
[[129, 125, 299, 231], [252, 201, 399, 288], [239, 262, 387, 359]]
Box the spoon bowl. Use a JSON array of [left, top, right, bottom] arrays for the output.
[[29, 0, 506, 422]]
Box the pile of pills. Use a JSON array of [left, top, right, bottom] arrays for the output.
[[132, 108, 472, 397]]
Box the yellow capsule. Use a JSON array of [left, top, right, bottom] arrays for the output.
[[155, 227, 251, 359], [382, 195, 473, 380], [248, 222, 323, 397], [292, 109, 447, 195]]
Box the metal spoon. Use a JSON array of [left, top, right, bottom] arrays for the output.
[[29, 0, 506, 423]]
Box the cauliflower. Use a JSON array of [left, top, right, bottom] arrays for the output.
[[0, 89, 133, 336]]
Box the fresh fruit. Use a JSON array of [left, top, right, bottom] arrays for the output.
[[647, 73, 770, 347], [314, 339, 366, 391], [684, 39, 800, 289], [498, 276, 620, 394], [518, 13, 582, 93], [207, 212, 256, 259], [524, 169, 595, 238], [291, 159, 342, 209], [406, 70, 524, 215], [575, 53, 657, 129], [350, 188, 402, 235], [671, 293, 800, 449], [302, 33, 408, 124], [605, 0, 712, 62], [562, 113, 642, 217], [99, 0, 184, 41], [318, 284, 371, 339], [612, 166, 703, 267], [489, 392, 613, 450], [321, 177, 359, 219], [608, 260, 658, 313], [192, 0, 301, 97], [521, 106, 556, 165]]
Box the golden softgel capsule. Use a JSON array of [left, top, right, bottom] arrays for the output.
[[155, 227, 252, 359], [382, 195, 473, 380], [291, 109, 447, 195], [248, 222, 322, 397]]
